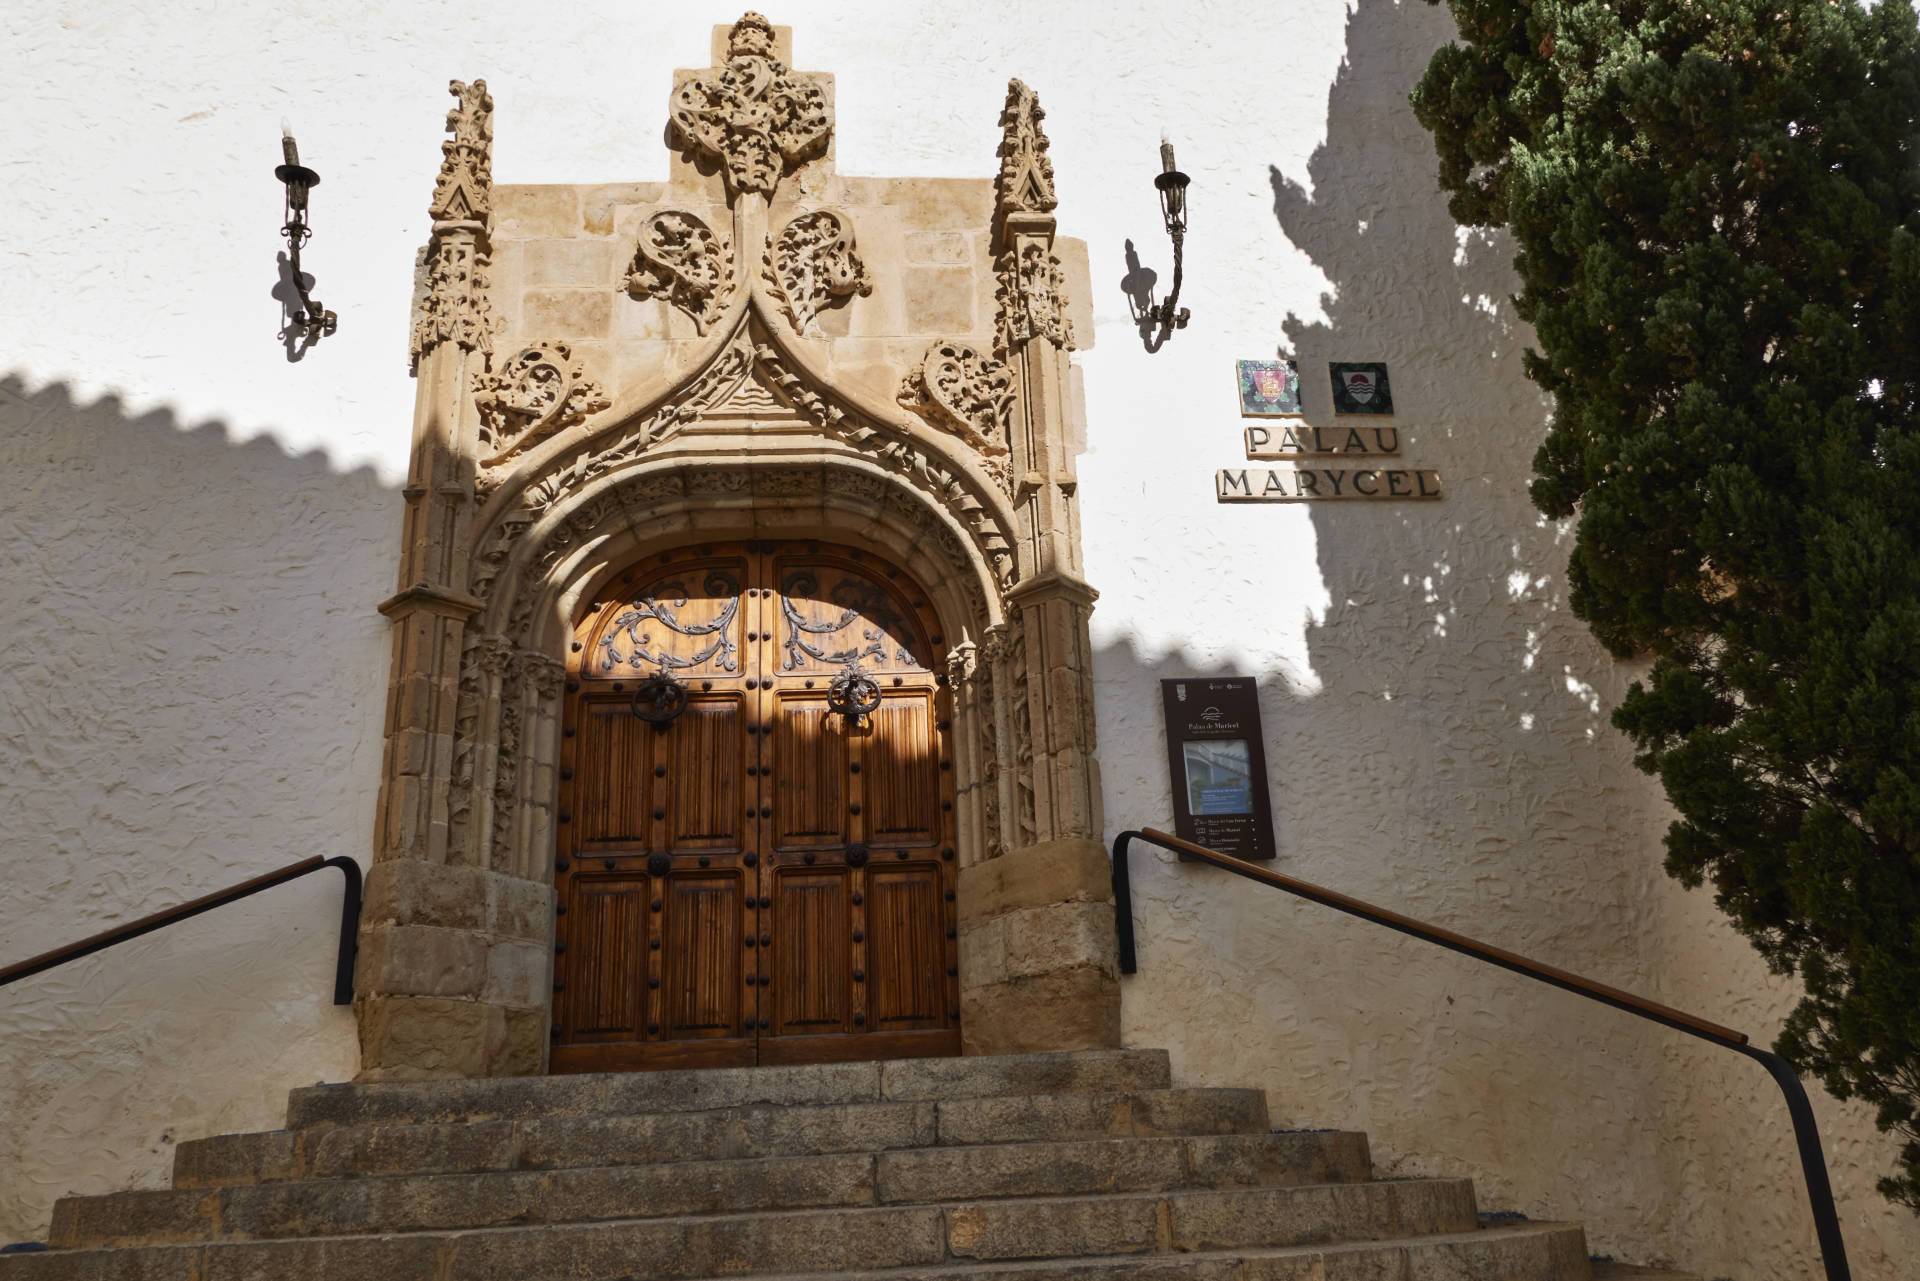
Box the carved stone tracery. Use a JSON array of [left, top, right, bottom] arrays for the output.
[[472, 342, 611, 466], [627, 211, 733, 333], [899, 341, 1016, 457], [670, 12, 830, 198], [767, 210, 872, 335]]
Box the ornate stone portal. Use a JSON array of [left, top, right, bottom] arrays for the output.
[[364, 15, 1112, 1079]]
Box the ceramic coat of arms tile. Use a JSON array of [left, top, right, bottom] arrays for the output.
[[1237, 359, 1302, 417], [1329, 362, 1393, 415]]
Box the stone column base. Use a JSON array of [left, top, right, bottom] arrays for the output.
[[957, 837, 1121, 1055], [352, 860, 552, 1081]]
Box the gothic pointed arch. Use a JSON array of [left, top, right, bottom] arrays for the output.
[[365, 14, 1114, 1082]]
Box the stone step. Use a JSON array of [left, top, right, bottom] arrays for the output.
[[57, 1134, 1373, 1248], [699, 1221, 1595, 1280], [175, 1087, 1272, 1188], [282, 1049, 1173, 1131], [1590, 1265, 1698, 1281], [7, 1180, 1485, 1280]]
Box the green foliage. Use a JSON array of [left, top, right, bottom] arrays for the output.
[[1413, 0, 1920, 1209]]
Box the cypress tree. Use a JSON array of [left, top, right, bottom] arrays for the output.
[[1413, 0, 1920, 1209]]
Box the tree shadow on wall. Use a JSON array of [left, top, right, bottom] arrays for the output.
[[1097, 0, 1721, 1269], [0, 373, 396, 1241]]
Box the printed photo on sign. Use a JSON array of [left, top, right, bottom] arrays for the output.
[[1183, 739, 1254, 815], [1236, 359, 1302, 417], [1329, 362, 1393, 415]]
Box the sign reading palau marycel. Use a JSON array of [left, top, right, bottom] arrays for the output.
[[1218, 360, 1442, 502]]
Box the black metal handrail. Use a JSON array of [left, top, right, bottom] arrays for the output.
[[0, 856, 362, 1005], [1112, 826, 1851, 1281]]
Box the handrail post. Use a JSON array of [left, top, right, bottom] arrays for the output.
[[323, 857, 362, 1006], [1110, 825, 1855, 1281], [1111, 831, 1138, 976], [1739, 1045, 1853, 1281]]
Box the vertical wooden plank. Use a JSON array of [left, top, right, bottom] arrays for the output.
[[773, 698, 846, 846], [771, 868, 850, 1033], [577, 701, 652, 845], [670, 697, 743, 849], [661, 873, 743, 1034], [865, 696, 936, 842], [866, 866, 942, 1028], [566, 877, 648, 1036]]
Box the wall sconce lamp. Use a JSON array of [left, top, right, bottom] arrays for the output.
[[1144, 138, 1192, 336], [275, 127, 338, 342]]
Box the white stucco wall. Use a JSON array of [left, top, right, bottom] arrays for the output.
[[1, 2, 1913, 1276]]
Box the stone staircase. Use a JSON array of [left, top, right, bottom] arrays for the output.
[[2, 1049, 1602, 1279]]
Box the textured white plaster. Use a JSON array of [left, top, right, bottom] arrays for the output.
[[0, 3, 1914, 1276]]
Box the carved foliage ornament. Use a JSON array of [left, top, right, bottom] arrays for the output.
[[769, 210, 872, 334], [995, 79, 1058, 218], [995, 242, 1074, 356], [430, 79, 493, 223], [628, 211, 733, 333], [899, 342, 1015, 456], [472, 341, 611, 465], [411, 235, 493, 374], [671, 12, 830, 198]]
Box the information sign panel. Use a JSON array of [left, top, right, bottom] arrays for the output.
[[1159, 678, 1277, 861]]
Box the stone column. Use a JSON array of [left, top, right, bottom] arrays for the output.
[[957, 81, 1119, 1055], [358, 81, 546, 1081]]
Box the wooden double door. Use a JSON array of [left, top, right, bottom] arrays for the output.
[[551, 540, 960, 1071]]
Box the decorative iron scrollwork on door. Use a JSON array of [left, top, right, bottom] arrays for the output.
[[597, 572, 742, 675], [826, 659, 883, 729], [778, 570, 919, 670], [629, 667, 690, 731]]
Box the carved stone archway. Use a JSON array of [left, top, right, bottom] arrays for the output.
[[359, 14, 1116, 1080]]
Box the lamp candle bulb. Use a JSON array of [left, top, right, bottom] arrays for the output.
[[1160, 138, 1177, 173]]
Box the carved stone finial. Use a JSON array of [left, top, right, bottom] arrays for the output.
[[627, 211, 734, 333], [429, 79, 494, 224], [671, 13, 830, 198], [767, 210, 872, 334], [994, 243, 1075, 356], [728, 11, 776, 58], [995, 79, 1058, 219], [899, 341, 1016, 456], [412, 79, 496, 374], [471, 341, 610, 465]]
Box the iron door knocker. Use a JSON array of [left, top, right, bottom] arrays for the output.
[[630, 666, 689, 731], [826, 658, 883, 729]]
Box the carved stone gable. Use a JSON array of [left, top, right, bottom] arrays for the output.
[[670, 11, 831, 199]]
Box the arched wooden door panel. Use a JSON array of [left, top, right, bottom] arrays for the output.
[[550, 540, 959, 1072]]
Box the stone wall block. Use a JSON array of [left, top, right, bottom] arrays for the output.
[[958, 838, 1112, 922], [354, 995, 491, 1081], [356, 922, 489, 1000], [488, 873, 553, 941], [962, 969, 1122, 1056], [483, 937, 551, 1008], [487, 1003, 548, 1077], [362, 860, 488, 931], [522, 238, 618, 288], [522, 289, 612, 339], [493, 187, 584, 238], [902, 266, 975, 335], [998, 900, 1118, 983]]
